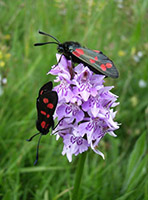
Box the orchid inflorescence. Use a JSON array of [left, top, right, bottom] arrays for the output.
[[48, 54, 119, 162]]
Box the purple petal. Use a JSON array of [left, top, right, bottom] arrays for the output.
[[91, 141, 105, 159]]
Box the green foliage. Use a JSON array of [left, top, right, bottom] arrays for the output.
[[0, 0, 148, 199]]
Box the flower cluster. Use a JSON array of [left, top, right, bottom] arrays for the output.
[[0, 34, 11, 96], [48, 54, 119, 162]]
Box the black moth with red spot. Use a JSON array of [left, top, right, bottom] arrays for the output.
[[34, 31, 119, 78], [27, 81, 58, 165], [37, 81, 58, 134]]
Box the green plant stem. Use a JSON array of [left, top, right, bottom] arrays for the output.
[[72, 151, 87, 200]]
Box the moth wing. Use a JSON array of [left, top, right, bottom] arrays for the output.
[[72, 47, 119, 78], [36, 91, 58, 134], [38, 81, 53, 96]]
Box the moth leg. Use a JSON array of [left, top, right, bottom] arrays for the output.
[[51, 117, 72, 135], [52, 117, 70, 130], [69, 55, 75, 68], [68, 55, 75, 78]]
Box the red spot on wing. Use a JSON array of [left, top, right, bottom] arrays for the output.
[[73, 49, 84, 57], [93, 50, 100, 53], [40, 90, 43, 95], [43, 98, 49, 104], [46, 114, 50, 118], [76, 49, 84, 55], [73, 51, 80, 57], [100, 63, 113, 71], [40, 110, 46, 115], [45, 124, 49, 129], [47, 103, 54, 109], [41, 121, 46, 128], [90, 59, 96, 63], [101, 64, 106, 71], [94, 56, 98, 61], [89, 56, 98, 64], [106, 63, 112, 68]]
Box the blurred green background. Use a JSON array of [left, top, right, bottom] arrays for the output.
[[0, 0, 148, 199]]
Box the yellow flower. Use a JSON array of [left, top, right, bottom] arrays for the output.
[[0, 61, 5, 67], [5, 53, 11, 59], [118, 50, 125, 57], [130, 96, 138, 107], [0, 51, 3, 59], [4, 34, 11, 40], [131, 47, 136, 56]]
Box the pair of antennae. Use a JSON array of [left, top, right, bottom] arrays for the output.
[[34, 30, 60, 46], [26, 117, 70, 165], [26, 128, 69, 165]]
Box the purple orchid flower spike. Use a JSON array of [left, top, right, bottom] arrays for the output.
[[48, 54, 119, 162]]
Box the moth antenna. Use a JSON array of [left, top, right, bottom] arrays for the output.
[[34, 134, 43, 165], [26, 132, 40, 142], [34, 41, 59, 46], [38, 30, 61, 44]]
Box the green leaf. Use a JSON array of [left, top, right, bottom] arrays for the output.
[[122, 132, 147, 192], [115, 190, 135, 200]]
